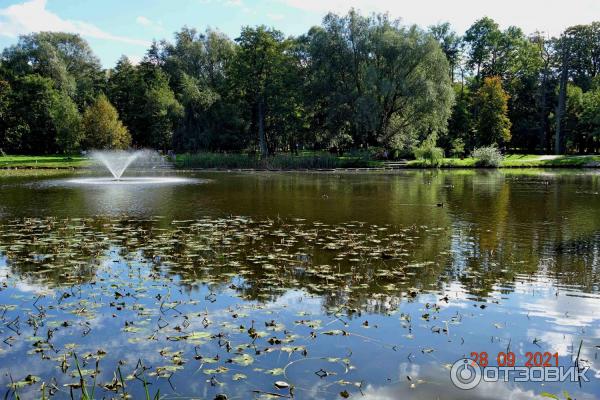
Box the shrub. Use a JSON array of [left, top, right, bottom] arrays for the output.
[[176, 152, 348, 169], [472, 145, 503, 167], [450, 138, 465, 158], [266, 154, 340, 169], [413, 138, 444, 167], [176, 153, 258, 169]]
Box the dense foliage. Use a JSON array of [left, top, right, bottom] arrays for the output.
[[81, 94, 131, 149], [1, 12, 600, 155], [472, 145, 504, 167]]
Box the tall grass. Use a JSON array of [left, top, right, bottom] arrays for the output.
[[176, 152, 371, 169]]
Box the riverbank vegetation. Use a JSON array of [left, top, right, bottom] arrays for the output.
[[1, 11, 600, 159], [175, 152, 377, 169], [2, 153, 600, 170]]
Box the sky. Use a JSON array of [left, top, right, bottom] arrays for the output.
[[1, 0, 599, 68]]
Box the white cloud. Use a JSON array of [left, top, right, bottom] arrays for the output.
[[136, 15, 164, 32], [196, 0, 243, 7], [0, 0, 150, 46], [267, 13, 284, 21], [225, 0, 243, 6], [136, 16, 152, 26], [279, 0, 600, 36]]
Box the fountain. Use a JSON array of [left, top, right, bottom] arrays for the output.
[[91, 150, 143, 180], [66, 149, 192, 185]]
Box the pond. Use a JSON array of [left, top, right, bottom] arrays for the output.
[[0, 169, 599, 399]]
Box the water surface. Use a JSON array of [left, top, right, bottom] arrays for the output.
[[0, 169, 598, 399]]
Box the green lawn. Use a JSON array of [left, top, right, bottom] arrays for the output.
[[0, 155, 89, 168], [1, 153, 599, 170], [408, 154, 600, 168]]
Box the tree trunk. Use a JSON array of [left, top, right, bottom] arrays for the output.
[[257, 98, 268, 157], [555, 57, 568, 155]]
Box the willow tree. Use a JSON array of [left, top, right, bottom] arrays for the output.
[[306, 11, 454, 152]]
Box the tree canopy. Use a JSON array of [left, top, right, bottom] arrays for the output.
[[1, 12, 600, 155], [82, 94, 131, 150]]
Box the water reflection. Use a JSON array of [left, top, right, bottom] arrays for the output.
[[0, 170, 598, 399]]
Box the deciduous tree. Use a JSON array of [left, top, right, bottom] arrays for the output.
[[474, 76, 512, 146], [82, 94, 131, 149]]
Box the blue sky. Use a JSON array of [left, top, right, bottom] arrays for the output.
[[1, 0, 599, 68]]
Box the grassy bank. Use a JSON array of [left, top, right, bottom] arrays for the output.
[[1, 153, 599, 170], [175, 152, 375, 169], [0, 155, 89, 169], [407, 154, 600, 168], [178, 153, 600, 169]]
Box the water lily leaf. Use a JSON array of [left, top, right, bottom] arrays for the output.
[[231, 353, 254, 366], [265, 368, 285, 376], [204, 366, 229, 375], [233, 373, 247, 381]]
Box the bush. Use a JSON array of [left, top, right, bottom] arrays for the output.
[[266, 154, 340, 169], [472, 146, 503, 167], [450, 138, 465, 158], [176, 152, 352, 169], [413, 138, 444, 167], [176, 153, 258, 169]]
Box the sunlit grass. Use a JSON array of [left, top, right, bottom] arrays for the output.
[[1, 153, 599, 170], [408, 154, 600, 168], [0, 155, 89, 168]]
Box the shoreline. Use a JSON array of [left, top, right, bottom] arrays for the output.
[[2, 164, 599, 172], [2, 154, 600, 171]]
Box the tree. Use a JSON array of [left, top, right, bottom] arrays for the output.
[[0, 80, 10, 151], [157, 28, 244, 151], [580, 87, 600, 152], [474, 76, 511, 146], [442, 84, 473, 152], [1, 32, 103, 107], [464, 18, 535, 82], [232, 26, 290, 156], [464, 17, 503, 79], [8, 74, 60, 154], [562, 84, 584, 152], [108, 57, 182, 149], [502, 32, 546, 152], [107, 56, 141, 139], [82, 94, 131, 149], [51, 92, 82, 153], [531, 32, 555, 153], [553, 23, 600, 154], [429, 22, 462, 80], [0, 79, 22, 153], [306, 11, 454, 152], [561, 23, 600, 91], [142, 68, 183, 150]]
